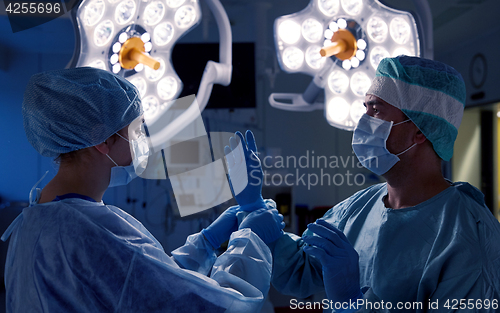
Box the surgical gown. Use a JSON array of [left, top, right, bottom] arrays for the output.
[[272, 182, 500, 312], [2, 197, 272, 312]]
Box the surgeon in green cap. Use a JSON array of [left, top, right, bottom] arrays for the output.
[[242, 56, 500, 312]]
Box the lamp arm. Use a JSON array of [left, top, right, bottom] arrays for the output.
[[268, 61, 332, 112], [147, 0, 233, 151]]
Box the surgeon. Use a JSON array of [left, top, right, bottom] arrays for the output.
[[1, 67, 284, 313], [237, 56, 500, 312]]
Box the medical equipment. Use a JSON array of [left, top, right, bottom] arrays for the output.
[[269, 0, 427, 131], [69, 0, 232, 143]]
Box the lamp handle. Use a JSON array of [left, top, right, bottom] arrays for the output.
[[147, 0, 232, 149], [268, 93, 324, 112]]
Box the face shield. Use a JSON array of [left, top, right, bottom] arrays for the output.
[[126, 95, 249, 217], [128, 116, 150, 177]]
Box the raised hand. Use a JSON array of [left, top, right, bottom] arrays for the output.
[[224, 130, 265, 211]]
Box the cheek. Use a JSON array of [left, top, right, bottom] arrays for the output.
[[120, 143, 133, 163], [386, 130, 409, 152]]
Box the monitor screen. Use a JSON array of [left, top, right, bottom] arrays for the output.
[[171, 42, 256, 109]]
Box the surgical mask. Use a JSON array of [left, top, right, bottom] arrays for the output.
[[352, 114, 417, 175], [106, 154, 137, 187], [106, 132, 142, 187], [116, 132, 149, 176]]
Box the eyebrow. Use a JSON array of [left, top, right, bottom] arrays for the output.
[[363, 99, 386, 107]]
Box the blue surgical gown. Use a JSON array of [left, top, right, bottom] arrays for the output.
[[2, 198, 272, 312], [272, 182, 500, 312]]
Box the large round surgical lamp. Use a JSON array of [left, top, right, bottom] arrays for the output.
[[69, 0, 232, 142], [269, 0, 431, 131]]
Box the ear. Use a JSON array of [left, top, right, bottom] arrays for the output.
[[414, 129, 427, 144], [94, 141, 110, 155]]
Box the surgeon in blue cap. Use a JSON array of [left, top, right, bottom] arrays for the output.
[[2, 67, 284, 313], [237, 56, 500, 312]]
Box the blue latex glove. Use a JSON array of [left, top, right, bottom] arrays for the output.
[[224, 130, 265, 211], [303, 219, 363, 306], [238, 200, 285, 245], [201, 205, 239, 249]]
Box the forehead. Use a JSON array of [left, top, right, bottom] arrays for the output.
[[365, 95, 400, 111], [364, 95, 407, 120], [365, 94, 391, 106]]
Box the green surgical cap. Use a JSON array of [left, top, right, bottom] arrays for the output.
[[23, 67, 142, 157], [367, 56, 466, 161]]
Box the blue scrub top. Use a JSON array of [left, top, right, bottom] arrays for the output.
[[272, 182, 500, 312], [2, 198, 272, 312]]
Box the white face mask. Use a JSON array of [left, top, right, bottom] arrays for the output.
[[106, 131, 149, 187], [352, 114, 417, 175], [106, 154, 137, 187]]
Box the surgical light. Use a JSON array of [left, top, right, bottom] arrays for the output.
[[302, 18, 323, 43], [94, 20, 114, 46], [328, 70, 349, 94], [114, 0, 136, 25], [319, 0, 339, 16], [130, 77, 147, 97], [283, 47, 304, 70], [112, 42, 121, 53], [89, 59, 105, 69], [143, 2, 165, 26], [305, 46, 326, 69], [83, 0, 105, 26], [70, 0, 233, 139], [269, 0, 421, 131], [367, 16, 388, 43], [109, 53, 118, 64], [369, 46, 390, 70], [154, 22, 175, 46], [175, 6, 197, 28], [134, 63, 144, 72], [341, 0, 363, 16], [390, 17, 411, 44], [158, 77, 179, 100], [144, 58, 166, 82], [167, 0, 185, 8], [350, 71, 371, 96], [350, 99, 365, 122], [278, 20, 301, 45], [327, 97, 350, 123]]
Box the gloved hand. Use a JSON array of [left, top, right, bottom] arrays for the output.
[[238, 200, 285, 245], [224, 130, 265, 212], [303, 219, 363, 305], [201, 205, 239, 249]]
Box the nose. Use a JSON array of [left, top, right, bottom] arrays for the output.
[[365, 106, 374, 117]]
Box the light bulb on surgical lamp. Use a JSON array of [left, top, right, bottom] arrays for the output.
[[70, 0, 232, 139], [269, 0, 423, 131]]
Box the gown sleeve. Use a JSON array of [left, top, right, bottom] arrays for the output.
[[4, 201, 271, 313], [119, 229, 272, 313], [270, 186, 378, 299]]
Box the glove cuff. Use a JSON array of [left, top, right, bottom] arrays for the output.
[[239, 197, 266, 212], [201, 229, 219, 249]]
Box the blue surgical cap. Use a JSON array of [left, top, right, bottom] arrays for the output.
[[23, 67, 142, 157], [367, 56, 466, 161]]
